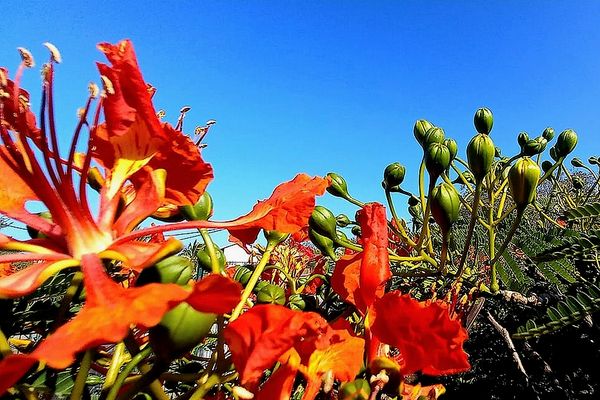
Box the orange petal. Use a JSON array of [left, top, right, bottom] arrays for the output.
[[0, 257, 75, 299], [224, 174, 330, 245], [256, 356, 299, 400], [31, 254, 189, 369], [371, 292, 470, 376], [331, 251, 362, 308], [103, 237, 183, 272], [0, 354, 38, 395], [186, 274, 242, 314], [356, 203, 391, 308]]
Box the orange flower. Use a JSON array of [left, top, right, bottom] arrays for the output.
[[223, 305, 364, 400], [0, 40, 328, 392], [330, 202, 469, 377]]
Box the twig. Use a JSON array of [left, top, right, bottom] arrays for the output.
[[486, 311, 529, 383], [499, 290, 542, 306]]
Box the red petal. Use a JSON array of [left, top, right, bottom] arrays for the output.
[[371, 292, 470, 376], [256, 356, 299, 400], [331, 251, 362, 308], [0, 258, 72, 298], [186, 274, 242, 314], [105, 237, 183, 272], [356, 203, 391, 308], [0, 354, 38, 395], [223, 304, 328, 385]]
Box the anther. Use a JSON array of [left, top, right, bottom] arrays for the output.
[[43, 42, 62, 64], [88, 82, 99, 98], [17, 47, 35, 68], [100, 75, 115, 95]]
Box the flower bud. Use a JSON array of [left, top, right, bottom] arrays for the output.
[[555, 129, 578, 157], [339, 379, 371, 400], [509, 157, 540, 208], [425, 143, 451, 178], [453, 171, 475, 185], [288, 293, 306, 310], [136, 255, 193, 286], [572, 176, 584, 190], [407, 195, 420, 207], [326, 172, 350, 199], [467, 133, 495, 181], [474, 107, 493, 134], [383, 162, 406, 191], [517, 132, 529, 148], [542, 127, 555, 141], [263, 230, 289, 245], [180, 192, 213, 221], [335, 230, 350, 246], [430, 183, 460, 235], [549, 146, 559, 162], [522, 139, 543, 156], [589, 156, 599, 166], [309, 206, 337, 240], [233, 265, 252, 286], [571, 157, 585, 168], [196, 243, 226, 273], [444, 138, 458, 161], [150, 302, 216, 360], [351, 225, 362, 237], [423, 126, 445, 147], [541, 160, 553, 174], [413, 119, 434, 146], [408, 204, 422, 219], [256, 283, 286, 305], [336, 214, 352, 227], [308, 228, 337, 259]]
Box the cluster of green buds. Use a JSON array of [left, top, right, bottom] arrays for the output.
[[417, 123, 457, 180], [517, 128, 553, 157], [308, 205, 339, 259]]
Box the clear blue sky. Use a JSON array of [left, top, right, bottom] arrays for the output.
[[2, 1, 600, 236]]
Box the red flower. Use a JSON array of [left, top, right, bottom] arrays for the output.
[[224, 305, 364, 399]]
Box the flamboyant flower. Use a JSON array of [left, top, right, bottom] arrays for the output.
[[0, 40, 329, 392], [331, 203, 470, 378], [223, 304, 364, 400]]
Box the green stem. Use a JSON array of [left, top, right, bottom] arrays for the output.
[[439, 232, 449, 274], [102, 343, 126, 393], [116, 360, 170, 400], [230, 242, 276, 321], [456, 182, 483, 278], [385, 189, 417, 247], [583, 171, 600, 203], [0, 328, 11, 358], [53, 271, 83, 331], [416, 179, 435, 251], [199, 229, 220, 274], [105, 347, 152, 400], [70, 350, 93, 400], [190, 374, 221, 400], [264, 265, 297, 294], [488, 208, 525, 292]]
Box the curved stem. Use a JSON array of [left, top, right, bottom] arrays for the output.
[[416, 180, 435, 251], [264, 265, 297, 294], [199, 229, 220, 274], [439, 232, 449, 274], [116, 359, 170, 400], [456, 182, 483, 278], [385, 189, 417, 247], [102, 343, 126, 393], [488, 208, 525, 292], [105, 347, 152, 400], [70, 350, 93, 400]]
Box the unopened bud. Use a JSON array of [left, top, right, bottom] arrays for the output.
[[474, 107, 493, 134], [413, 119, 434, 146], [383, 162, 406, 191], [555, 129, 578, 157], [509, 157, 540, 208], [326, 172, 350, 199], [467, 133, 495, 181]]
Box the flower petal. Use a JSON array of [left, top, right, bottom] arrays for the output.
[[186, 274, 242, 314], [0, 257, 75, 299], [0, 354, 38, 395], [371, 292, 470, 376]]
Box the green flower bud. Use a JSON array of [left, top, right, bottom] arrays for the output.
[[541, 160, 553, 174], [336, 214, 352, 227], [430, 183, 460, 235], [309, 206, 337, 240], [542, 127, 555, 141], [413, 119, 434, 146], [509, 157, 540, 208], [335, 230, 350, 247], [383, 162, 406, 191], [326, 172, 350, 199], [407, 195, 420, 207], [254, 280, 269, 293], [180, 192, 213, 221], [339, 379, 371, 400], [351, 225, 362, 237], [571, 157, 585, 168], [288, 294, 306, 310], [256, 284, 286, 305], [572, 176, 585, 190], [474, 107, 493, 135], [308, 228, 337, 259], [150, 302, 216, 360], [408, 204, 422, 219], [27, 211, 52, 239], [264, 230, 290, 245], [424, 127, 446, 147], [522, 139, 543, 156], [444, 138, 458, 161], [549, 146, 559, 162], [425, 143, 451, 178], [555, 129, 578, 157], [517, 132, 529, 148], [136, 255, 193, 286], [453, 171, 475, 185], [588, 156, 599, 166], [233, 265, 252, 286], [196, 243, 226, 273], [467, 133, 495, 181]]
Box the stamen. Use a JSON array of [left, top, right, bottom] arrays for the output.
[[43, 42, 62, 64], [0, 69, 7, 88], [100, 75, 114, 95], [88, 82, 99, 99], [175, 105, 191, 131]]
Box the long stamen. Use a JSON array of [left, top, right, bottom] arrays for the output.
[[38, 74, 62, 189], [45, 63, 66, 179], [80, 96, 104, 208], [67, 86, 96, 177]]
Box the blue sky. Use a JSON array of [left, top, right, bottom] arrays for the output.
[[2, 1, 600, 242]]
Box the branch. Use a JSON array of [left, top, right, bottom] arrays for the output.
[[486, 311, 529, 383]]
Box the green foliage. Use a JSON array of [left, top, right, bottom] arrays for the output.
[[513, 283, 600, 339], [564, 202, 600, 221]]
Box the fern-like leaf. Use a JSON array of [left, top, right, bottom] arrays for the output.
[[564, 202, 600, 221]]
